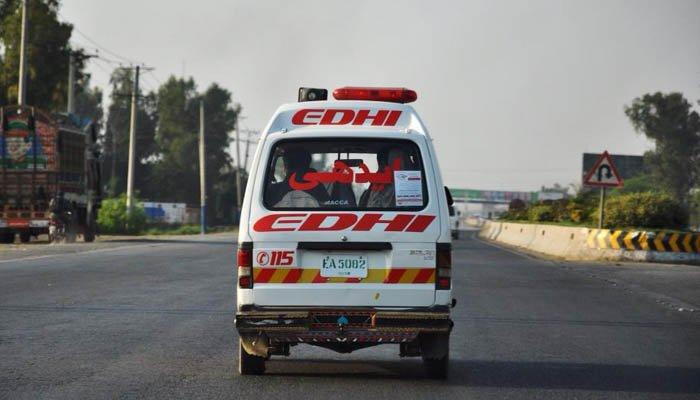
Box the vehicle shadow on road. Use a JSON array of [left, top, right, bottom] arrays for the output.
[[266, 358, 700, 393]]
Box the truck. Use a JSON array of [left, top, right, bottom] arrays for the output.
[[0, 105, 101, 243]]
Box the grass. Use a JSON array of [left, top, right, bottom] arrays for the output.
[[496, 219, 695, 233], [138, 224, 235, 236]]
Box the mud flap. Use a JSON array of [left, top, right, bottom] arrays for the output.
[[240, 333, 270, 358]]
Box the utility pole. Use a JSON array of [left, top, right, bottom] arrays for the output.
[[244, 131, 252, 172], [110, 124, 117, 197], [235, 121, 242, 224], [125, 65, 140, 214], [199, 100, 206, 234], [67, 51, 75, 113], [242, 129, 259, 173], [17, 0, 29, 106]]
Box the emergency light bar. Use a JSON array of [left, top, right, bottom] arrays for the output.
[[333, 87, 417, 104]]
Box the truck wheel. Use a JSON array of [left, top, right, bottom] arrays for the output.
[[420, 333, 449, 379], [84, 227, 96, 243], [1, 232, 15, 244], [238, 339, 266, 375], [19, 232, 31, 243], [65, 230, 77, 243]]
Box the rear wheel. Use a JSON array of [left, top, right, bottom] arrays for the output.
[[65, 211, 78, 243], [19, 232, 31, 243], [84, 202, 96, 242], [238, 339, 265, 375], [420, 333, 449, 379], [83, 226, 96, 243]]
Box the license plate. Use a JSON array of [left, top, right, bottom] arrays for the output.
[[321, 254, 368, 278]]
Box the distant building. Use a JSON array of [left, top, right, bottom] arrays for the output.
[[141, 202, 198, 224], [537, 184, 569, 201], [537, 191, 566, 201], [449, 188, 536, 219]]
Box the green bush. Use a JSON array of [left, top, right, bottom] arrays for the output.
[[690, 190, 700, 230], [527, 204, 554, 222], [603, 192, 688, 229], [97, 195, 147, 234]]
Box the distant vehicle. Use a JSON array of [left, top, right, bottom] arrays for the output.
[[235, 87, 454, 378], [0, 105, 101, 243]]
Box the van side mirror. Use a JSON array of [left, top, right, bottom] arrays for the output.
[[444, 186, 454, 206]]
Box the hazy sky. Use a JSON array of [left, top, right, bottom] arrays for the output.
[[61, 0, 700, 192]]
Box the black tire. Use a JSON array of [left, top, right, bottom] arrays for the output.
[[65, 231, 77, 243], [1, 232, 15, 244], [238, 339, 265, 375], [423, 354, 449, 379], [84, 227, 96, 243], [19, 232, 31, 243], [84, 202, 97, 243], [421, 333, 449, 379]]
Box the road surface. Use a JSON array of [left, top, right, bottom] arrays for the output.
[[1, 232, 699, 399]]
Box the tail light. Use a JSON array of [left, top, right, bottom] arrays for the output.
[[436, 243, 451, 290], [237, 242, 253, 289]]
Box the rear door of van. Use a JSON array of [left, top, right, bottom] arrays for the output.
[[246, 132, 441, 308]]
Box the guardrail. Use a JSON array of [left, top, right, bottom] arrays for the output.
[[587, 230, 700, 253], [479, 221, 700, 265]]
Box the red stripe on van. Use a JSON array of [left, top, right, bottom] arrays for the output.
[[255, 268, 275, 283], [283, 268, 303, 283], [312, 271, 327, 283], [413, 268, 435, 283], [384, 268, 406, 283]]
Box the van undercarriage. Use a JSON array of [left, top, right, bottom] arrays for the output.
[[236, 306, 452, 374]]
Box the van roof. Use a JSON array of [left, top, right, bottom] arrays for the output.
[[261, 100, 430, 138]]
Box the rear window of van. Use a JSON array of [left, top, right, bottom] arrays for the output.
[[263, 138, 428, 211]]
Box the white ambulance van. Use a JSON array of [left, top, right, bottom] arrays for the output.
[[235, 87, 455, 378]]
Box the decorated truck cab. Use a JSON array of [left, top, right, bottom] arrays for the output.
[[0, 106, 101, 243], [235, 87, 454, 378]]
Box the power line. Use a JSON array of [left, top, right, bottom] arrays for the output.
[[144, 69, 164, 86], [140, 73, 160, 92], [91, 57, 114, 76], [59, 11, 141, 66]]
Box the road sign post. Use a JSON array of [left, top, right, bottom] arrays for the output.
[[597, 187, 606, 229], [583, 151, 624, 229]]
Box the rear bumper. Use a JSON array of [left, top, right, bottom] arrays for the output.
[[235, 307, 452, 343]]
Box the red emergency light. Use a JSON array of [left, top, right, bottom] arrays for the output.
[[333, 87, 417, 104]]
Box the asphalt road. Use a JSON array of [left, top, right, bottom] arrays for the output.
[[1, 232, 699, 399]]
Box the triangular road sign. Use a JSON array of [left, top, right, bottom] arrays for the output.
[[583, 151, 624, 187]]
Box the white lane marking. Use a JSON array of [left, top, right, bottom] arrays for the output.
[[471, 234, 543, 261], [0, 242, 172, 265]]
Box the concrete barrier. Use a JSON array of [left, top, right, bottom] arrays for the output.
[[478, 221, 700, 265]]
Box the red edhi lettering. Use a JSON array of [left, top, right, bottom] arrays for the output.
[[291, 109, 402, 126], [253, 213, 435, 232]]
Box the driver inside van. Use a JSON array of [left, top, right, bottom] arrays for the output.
[[267, 148, 330, 208]]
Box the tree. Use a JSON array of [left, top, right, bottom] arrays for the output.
[[150, 76, 241, 224], [614, 174, 662, 195], [0, 0, 87, 111], [74, 74, 104, 131], [625, 92, 700, 208]]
